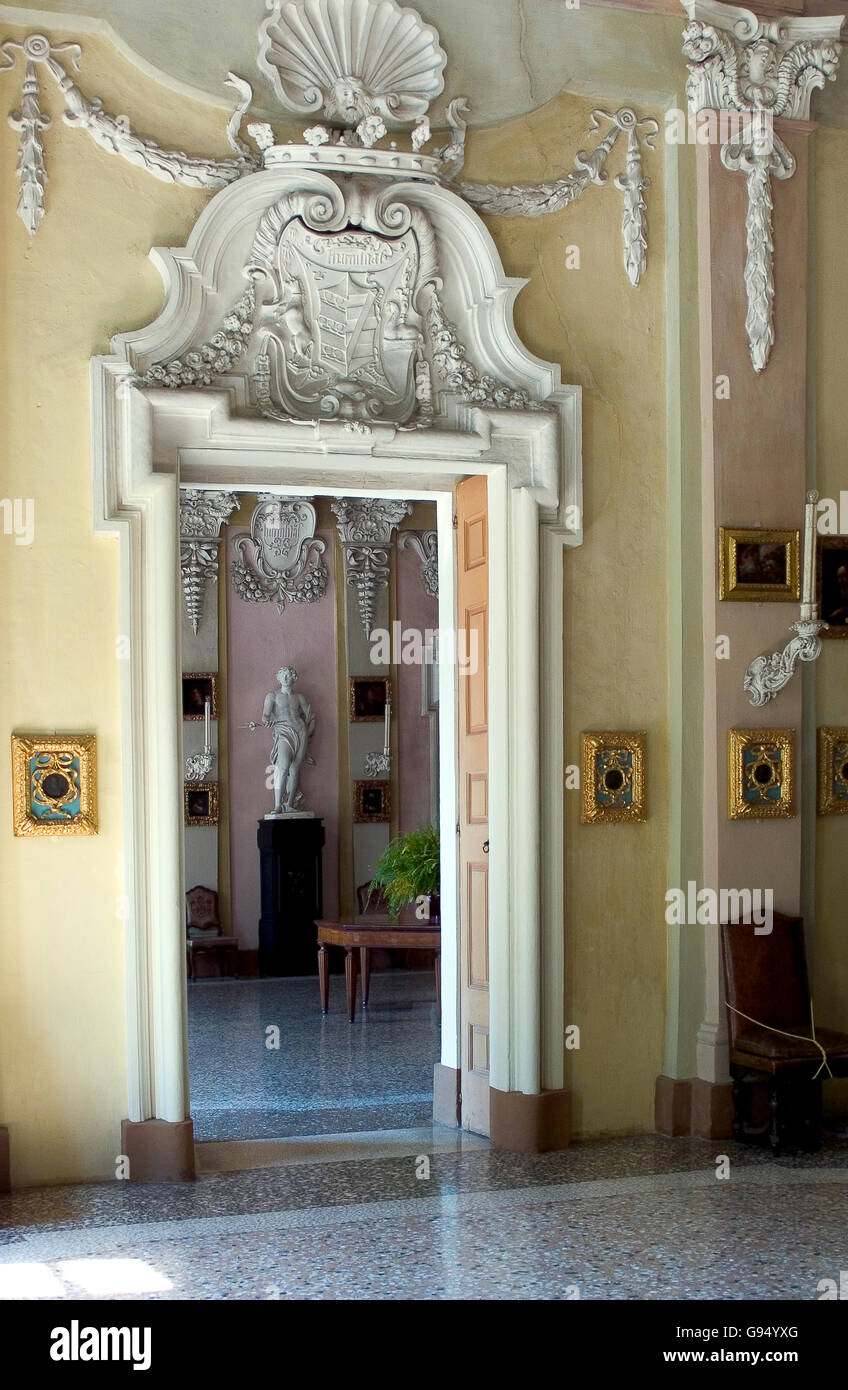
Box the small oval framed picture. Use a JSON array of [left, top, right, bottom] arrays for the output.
[[718, 527, 800, 602]]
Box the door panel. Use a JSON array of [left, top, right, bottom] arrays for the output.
[[456, 475, 490, 1136]]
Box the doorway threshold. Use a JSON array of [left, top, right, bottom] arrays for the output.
[[196, 1125, 490, 1174]]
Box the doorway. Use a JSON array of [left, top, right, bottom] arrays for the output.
[[180, 484, 463, 1142]]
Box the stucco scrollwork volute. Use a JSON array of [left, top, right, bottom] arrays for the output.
[[681, 0, 844, 372]]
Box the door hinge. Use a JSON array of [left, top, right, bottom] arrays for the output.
[[456, 821, 461, 836], [452, 513, 458, 529]]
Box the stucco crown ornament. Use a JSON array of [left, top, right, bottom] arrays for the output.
[[257, 0, 446, 126]]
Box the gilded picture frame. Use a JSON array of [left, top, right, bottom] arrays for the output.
[[184, 781, 219, 826], [353, 779, 391, 823], [580, 731, 647, 824], [12, 733, 98, 837], [718, 527, 800, 602], [728, 728, 795, 820], [817, 535, 848, 638], [817, 726, 848, 816]]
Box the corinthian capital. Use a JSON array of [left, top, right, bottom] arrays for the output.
[[681, 0, 843, 121]]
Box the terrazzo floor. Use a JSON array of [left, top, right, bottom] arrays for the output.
[[187, 970, 440, 1140], [2, 1132, 848, 1300]]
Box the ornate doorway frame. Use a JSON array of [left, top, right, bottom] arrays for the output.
[[90, 149, 581, 1166]]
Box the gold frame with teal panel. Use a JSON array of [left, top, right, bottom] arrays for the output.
[[12, 733, 98, 837], [728, 728, 794, 820]]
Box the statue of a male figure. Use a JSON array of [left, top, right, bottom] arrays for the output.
[[260, 665, 316, 815]]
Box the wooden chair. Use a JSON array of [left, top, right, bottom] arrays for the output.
[[185, 885, 239, 981], [721, 912, 848, 1154]]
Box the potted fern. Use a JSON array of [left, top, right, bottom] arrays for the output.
[[370, 822, 440, 923]]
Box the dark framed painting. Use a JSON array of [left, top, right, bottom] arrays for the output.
[[353, 780, 391, 823], [817, 536, 848, 637], [349, 676, 391, 722], [718, 527, 800, 602], [182, 672, 218, 720], [184, 782, 219, 826]]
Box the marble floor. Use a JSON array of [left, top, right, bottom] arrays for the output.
[[1, 1131, 847, 1300], [187, 969, 440, 1140]]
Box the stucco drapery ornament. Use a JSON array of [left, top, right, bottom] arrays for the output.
[[331, 497, 413, 637], [458, 107, 659, 287], [0, 33, 258, 235], [398, 529, 438, 596], [231, 495, 328, 612], [179, 489, 240, 635], [681, 0, 843, 372]]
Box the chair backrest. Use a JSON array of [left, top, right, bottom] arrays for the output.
[[721, 912, 811, 1049], [356, 881, 390, 916], [186, 885, 221, 935]]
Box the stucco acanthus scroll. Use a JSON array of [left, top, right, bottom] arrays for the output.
[[398, 529, 438, 596], [231, 495, 328, 612], [179, 488, 240, 635], [681, 0, 844, 371], [0, 34, 259, 235], [458, 108, 659, 287]]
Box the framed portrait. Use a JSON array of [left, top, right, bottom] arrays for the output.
[[182, 673, 218, 720], [580, 731, 646, 824], [354, 780, 391, 823], [817, 727, 848, 815], [817, 536, 848, 637], [728, 728, 794, 820], [12, 734, 98, 837], [349, 676, 391, 722], [184, 782, 219, 826], [718, 528, 800, 602]]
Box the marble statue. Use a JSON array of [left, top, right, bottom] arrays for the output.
[[250, 665, 316, 817]]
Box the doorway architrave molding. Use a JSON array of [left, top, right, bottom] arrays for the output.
[[90, 157, 581, 1165]]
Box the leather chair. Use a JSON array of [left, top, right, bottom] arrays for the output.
[[185, 885, 239, 980], [721, 912, 848, 1154]]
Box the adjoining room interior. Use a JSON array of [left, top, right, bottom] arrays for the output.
[[181, 490, 445, 1142]]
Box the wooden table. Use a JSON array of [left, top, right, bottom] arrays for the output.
[[316, 919, 441, 1022]]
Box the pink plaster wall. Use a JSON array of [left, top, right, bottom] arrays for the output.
[[226, 527, 339, 948], [397, 540, 439, 835]]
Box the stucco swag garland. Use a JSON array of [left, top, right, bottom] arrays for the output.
[[1, 31, 658, 289], [0, 32, 258, 236]]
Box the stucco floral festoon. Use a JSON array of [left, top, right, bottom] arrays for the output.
[[682, 0, 844, 373], [2, 0, 658, 304]]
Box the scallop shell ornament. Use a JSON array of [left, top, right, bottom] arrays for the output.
[[257, 0, 447, 126]]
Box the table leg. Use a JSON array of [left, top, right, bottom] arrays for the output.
[[318, 943, 330, 1014], [434, 951, 441, 1014], [345, 947, 358, 1023], [360, 946, 371, 1007]]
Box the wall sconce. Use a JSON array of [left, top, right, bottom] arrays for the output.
[[743, 491, 827, 706]]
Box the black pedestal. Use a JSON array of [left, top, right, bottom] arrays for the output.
[[258, 817, 324, 977]]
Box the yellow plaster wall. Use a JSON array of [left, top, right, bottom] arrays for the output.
[[463, 95, 669, 1136], [0, 27, 237, 1184], [0, 33, 670, 1183], [813, 126, 848, 1061]]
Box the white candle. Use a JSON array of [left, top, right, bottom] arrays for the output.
[[383, 698, 390, 756], [802, 489, 818, 617], [204, 695, 211, 750]]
